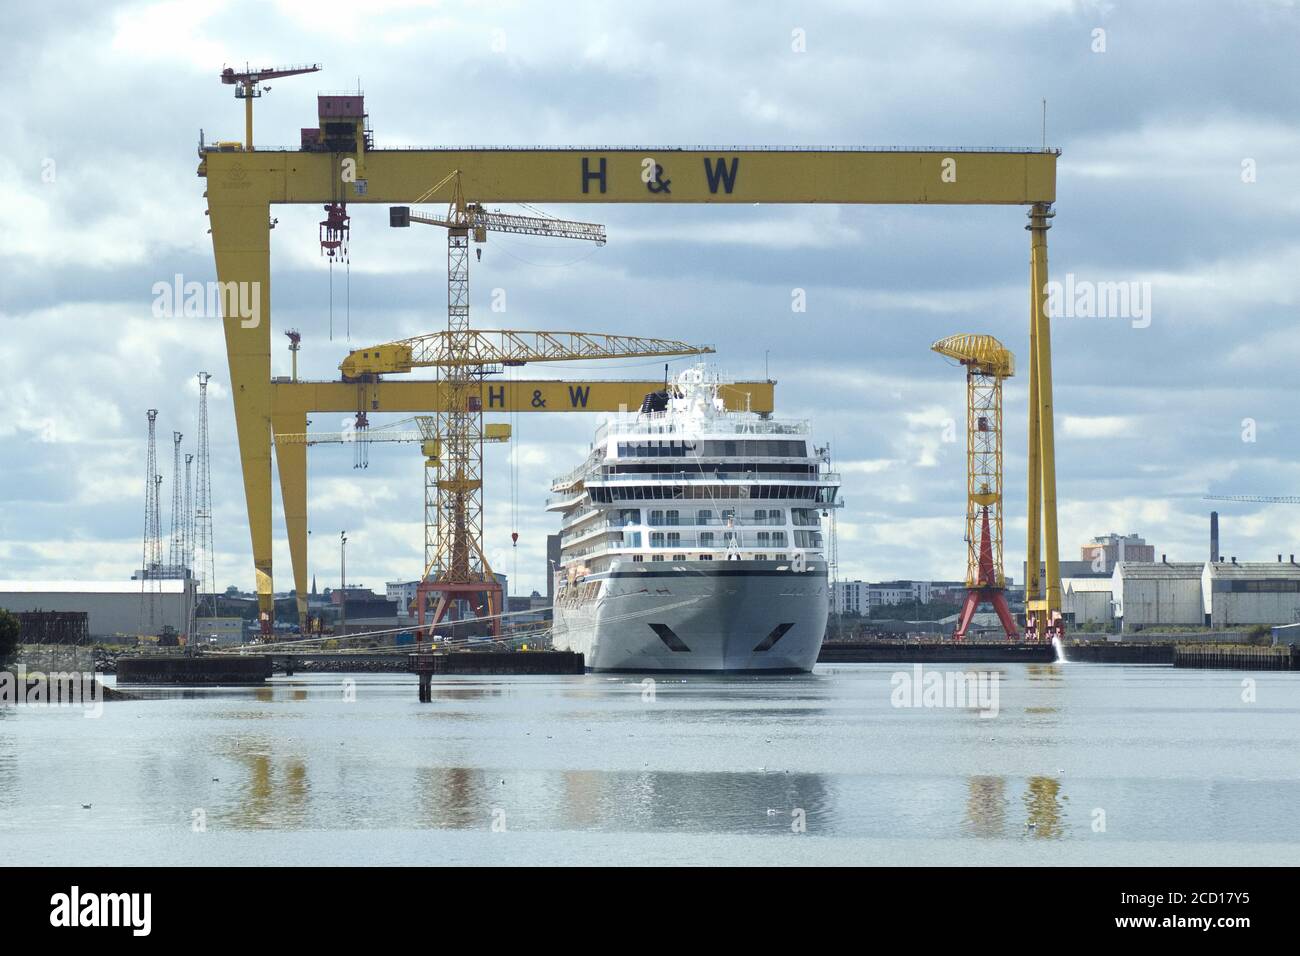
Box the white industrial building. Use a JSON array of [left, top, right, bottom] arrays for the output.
[[1062, 577, 1115, 627], [1202, 561, 1300, 628], [833, 580, 932, 615], [192, 616, 245, 646], [0, 580, 195, 640], [1111, 562, 1205, 631], [871, 580, 932, 607], [833, 581, 868, 615], [385, 580, 420, 615]]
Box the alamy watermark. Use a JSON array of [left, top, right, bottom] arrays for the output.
[[1045, 273, 1151, 328], [151, 274, 261, 328], [890, 664, 1000, 718], [50, 886, 151, 936], [0, 666, 103, 718]]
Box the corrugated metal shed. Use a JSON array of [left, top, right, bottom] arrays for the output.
[[0, 580, 187, 594], [1063, 577, 1115, 626], [1111, 562, 1205, 630], [1203, 562, 1300, 628], [0, 580, 192, 639]]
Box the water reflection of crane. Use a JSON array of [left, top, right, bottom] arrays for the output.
[[1023, 775, 1065, 838]]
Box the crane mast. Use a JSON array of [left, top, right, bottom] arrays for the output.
[[384, 172, 710, 636], [933, 334, 1020, 641]]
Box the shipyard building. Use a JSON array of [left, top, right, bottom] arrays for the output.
[[1202, 560, 1300, 628], [0, 580, 195, 640]]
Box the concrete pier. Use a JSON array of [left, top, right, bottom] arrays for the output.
[[818, 642, 1055, 664], [1174, 644, 1296, 671], [115, 655, 272, 685], [1061, 642, 1175, 664]]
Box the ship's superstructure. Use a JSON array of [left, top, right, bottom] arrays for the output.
[[549, 366, 840, 671]]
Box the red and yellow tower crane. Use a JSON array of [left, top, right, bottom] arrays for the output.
[[933, 334, 1020, 641]]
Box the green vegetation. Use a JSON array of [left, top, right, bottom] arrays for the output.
[[1245, 624, 1273, 646], [0, 608, 19, 667]]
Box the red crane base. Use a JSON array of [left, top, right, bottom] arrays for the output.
[[414, 580, 502, 643], [953, 588, 1019, 642]]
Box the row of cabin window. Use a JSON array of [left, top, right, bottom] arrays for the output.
[[630, 554, 789, 563], [648, 531, 788, 546], [624, 530, 822, 548], [592, 486, 827, 501], [617, 440, 807, 458], [615, 507, 823, 526]]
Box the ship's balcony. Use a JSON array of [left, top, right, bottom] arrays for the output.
[[545, 488, 588, 511], [560, 520, 625, 548]]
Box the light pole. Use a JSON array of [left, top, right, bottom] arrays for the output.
[[340, 531, 347, 637]]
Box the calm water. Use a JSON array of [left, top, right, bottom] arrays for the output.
[[2, 663, 1298, 865]]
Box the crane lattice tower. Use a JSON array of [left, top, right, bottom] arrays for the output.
[[194, 372, 217, 617], [168, 431, 184, 573], [183, 452, 195, 571], [140, 410, 163, 634], [932, 335, 1019, 641]]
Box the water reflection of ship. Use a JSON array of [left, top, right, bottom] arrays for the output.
[[413, 766, 834, 833], [417, 767, 490, 829], [965, 776, 1007, 837], [564, 769, 833, 833]]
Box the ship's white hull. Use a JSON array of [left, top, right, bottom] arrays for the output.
[[552, 559, 827, 672]]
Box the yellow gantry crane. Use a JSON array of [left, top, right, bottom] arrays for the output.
[[933, 335, 1020, 640], [201, 74, 1060, 632]]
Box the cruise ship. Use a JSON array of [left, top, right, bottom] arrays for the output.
[[548, 365, 841, 672]]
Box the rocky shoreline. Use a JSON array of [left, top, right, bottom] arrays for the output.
[[1, 668, 136, 702]]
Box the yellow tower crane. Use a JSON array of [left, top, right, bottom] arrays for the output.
[[932, 334, 1021, 641], [392, 171, 609, 635], [358, 175, 710, 635], [269, 331, 751, 633], [274, 415, 508, 627], [345, 333, 711, 634]]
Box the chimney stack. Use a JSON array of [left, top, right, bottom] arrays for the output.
[[1231, 556, 1238, 565], [1161, 553, 1167, 563], [1210, 511, 1220, 563]]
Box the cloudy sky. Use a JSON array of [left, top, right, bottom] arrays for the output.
[[2, 0, 1299, 599]]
